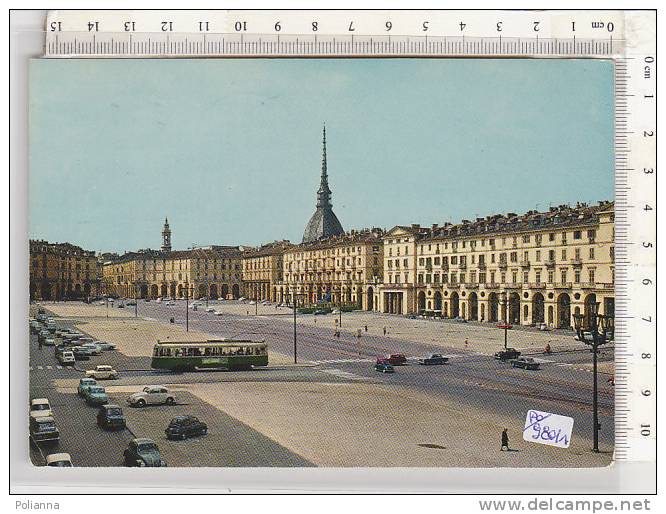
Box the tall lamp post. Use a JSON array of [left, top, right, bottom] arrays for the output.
[[185, 282, 193, 332], [573, 302, 614, 452], [291, 291, 307, 364]]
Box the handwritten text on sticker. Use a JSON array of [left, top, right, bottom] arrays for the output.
[[523, 410, 574, 448]]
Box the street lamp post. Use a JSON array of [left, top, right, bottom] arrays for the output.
[[291, 291, 307, 364], [573, 302, 613, 452], [134, 282, 138, 318], [185, 282, 190, 332]]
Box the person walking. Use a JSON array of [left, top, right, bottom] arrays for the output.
[[364, 325, 368, 332], [383, 326, 387, 336], [465, 338, 469, 348], [501, 428, 509, 451]]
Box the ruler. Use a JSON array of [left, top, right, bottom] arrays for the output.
[[41, 9, 656, 464]]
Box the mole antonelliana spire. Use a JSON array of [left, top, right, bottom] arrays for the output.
[[302, 124, 345, 243]]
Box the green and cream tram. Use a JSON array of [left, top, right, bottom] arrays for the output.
[[150, 339, 268, 371]]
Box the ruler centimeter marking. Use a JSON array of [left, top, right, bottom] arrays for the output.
[[41, 10, 656, 463]]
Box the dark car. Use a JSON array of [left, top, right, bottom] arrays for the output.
[[165, 415, 208, 440], [126, 301, 136, 306], [374, 362, 395, 373], [123, 438, 166, 467], [494, 348, 521, 361], [97, 404, 127, 430], [29, 416, 60, 446], [381, 354, 407, 366], [313, 309, 328, 315], [419, 353, 449, 365], [510, 357, 541, 370]]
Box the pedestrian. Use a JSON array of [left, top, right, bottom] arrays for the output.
[[465, 338, 469, 348], [383, 326, 387, 336], [501, 428, 509, 451], [364, 325, 368, 332]]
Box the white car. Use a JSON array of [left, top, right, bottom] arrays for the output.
[[238, 297, 246, 302], [248, 301, 256, 305], [57, 351, 75, 366], [205, 307, 215, 313], [85, 365, 119, 380], [214, 311, 224, 316], [127, 386, 176, 407], [46, 453, 73, 467], [30, 398, 53, 419], [79, 342, 102, 355], [166, 301, 175, 306]]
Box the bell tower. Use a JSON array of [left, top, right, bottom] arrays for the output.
[[161, 218, 172, 252]]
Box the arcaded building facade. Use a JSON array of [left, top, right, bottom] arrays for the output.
[[29, 240, 100, 300], [280, 229, 384, 310], [241, 241, 290, 302], [379, 201, 615, 328]]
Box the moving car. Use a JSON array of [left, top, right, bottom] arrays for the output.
[[123, 438, 167, 467], [30, 398, 53, 419], [97, 404, 127, 430], [381, 353, 407, 366], [494, 348, 521, 361], [77, 377, 97, 396], [30, 416, 60, 445], [83, 386, 109, 406], [46, 453, 73, 467], [127, 386, 176, 407], [85, 365, 119, 380], [57, 351, 75, 366], [418, 353, 449, 365], [510, 356, 541, 370], [374, 362, 395, 373], [165, 415, 208, 440]]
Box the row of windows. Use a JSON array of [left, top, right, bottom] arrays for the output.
[[411, 267, 613, 286], [285, 245, 379, 261]]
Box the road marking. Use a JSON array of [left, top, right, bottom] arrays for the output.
[[319, 368, 370, 381]]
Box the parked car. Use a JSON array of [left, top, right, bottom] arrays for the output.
[[313, 309, 328, 315], [166, 301, 175, 306], [454, 316, 468, 323], [38, 330, 50, 343], [214, 311, 224, 316], [97, 404, 127, 430], [30, 416, 59, 445], [85, 365, 119, 380], [206, 307, 215, 313], [126, 301, 136, 306], [95, 341, 117, 351], [510, 356, 541, 370], [83, 386, 109, 406], [374, 362, 395, 373], [46, 453, 73, 467], [418, 353, 449, 365], [44, 337, 56, 346], [79, 342, 102, 355], [494, 348, 521, 361], [381, 353, 407, 366], [165, 415, 208, 440], [57, 351, 75, 366], [77, 377, 97, 396], [70, 346, 92, 361], [30, 398, 53, 419], [123, 438, 166, 467], [127, 386, 176, 407], [406, 314, 418, 320]]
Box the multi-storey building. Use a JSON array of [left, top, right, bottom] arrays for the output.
[[102, 220, 243, 300], [29, 240, 100, 300], [280, 228, 384, 310], [241, 241, 291, 302], [379, 201, 615, 328]]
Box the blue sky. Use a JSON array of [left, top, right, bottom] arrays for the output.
[[29, 58, 613, 254]]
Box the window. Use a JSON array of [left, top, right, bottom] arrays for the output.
[[512, 272, 517, 283], [548, 270, 554, 283], [522, 234, 530, 243], [549, 233, 555, 242], [561, 269, 568, 283], [589, 248, 595, 259], [451, 256, 458, 265], [510, 252, 517, 263], [460, 273, 466, 283], [433, 274, 440, 284], [574, 270, 581, 283], [500, 272, 506, 283], [523, 271, 529, 283], [490, 272, 495, 283], [588, 269, 596, 284], [434, 257, 440, 265], [442, 273, 448, 283], [561, 249, 567, 260], [535, 234, 542, 245], [479, 272, 486, 283], [575, 248, 581, 260], [610, 247, 615, 261], [574, 230, 582, 240], [549, 250, 555, 261], [535, 270, 541, 283]]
